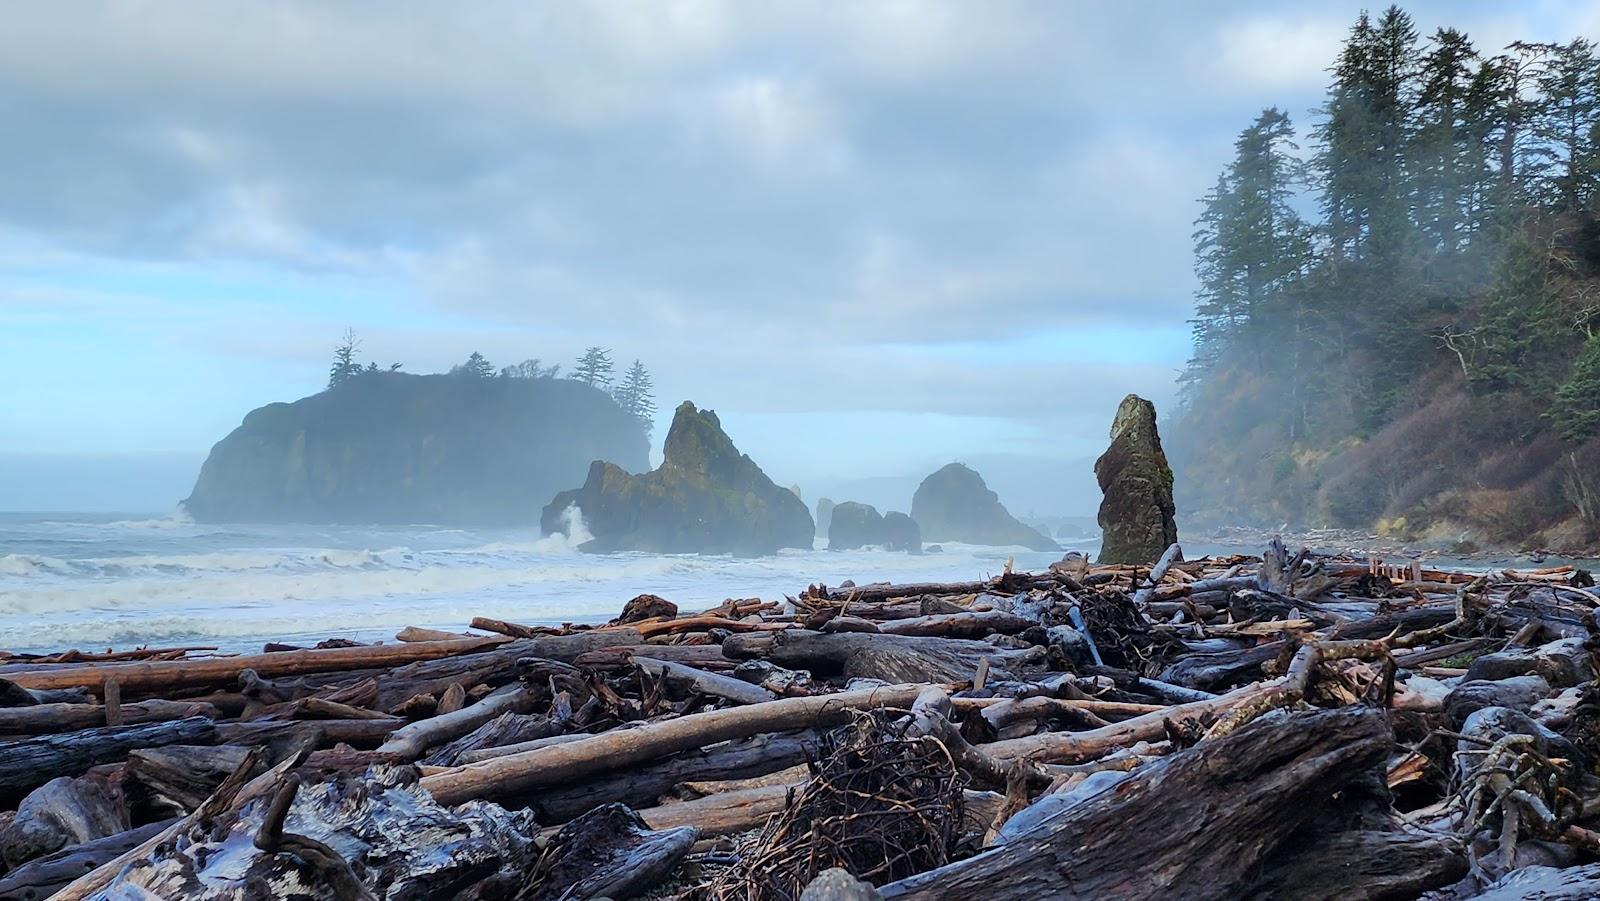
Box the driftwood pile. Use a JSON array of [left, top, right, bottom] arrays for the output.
[[3, 541, 1600, 899]]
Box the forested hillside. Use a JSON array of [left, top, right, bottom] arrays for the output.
[[1170, 6, 1600, 553]]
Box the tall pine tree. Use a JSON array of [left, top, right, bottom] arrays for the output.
[[572, 347, 614, 389]]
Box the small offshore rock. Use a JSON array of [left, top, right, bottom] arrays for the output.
[[614, 594, 678, 625]]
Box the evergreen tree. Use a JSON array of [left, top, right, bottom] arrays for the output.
[[1413, 28, 1480, 251], [328, 328, 362, 389], [611, 360, 657, 437], [1549, 336, 1600, 442], [572, 346, 614, 389], [1531, 38, 1600, 211], [454, 351, 495, 378], [1191, 109, 1310, 367], [1466, 233, 1564, 394]]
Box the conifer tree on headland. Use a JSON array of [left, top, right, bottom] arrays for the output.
[[328, 328, 362, 389], [572, 346, 614, 389], [611, 360, 657, 438]]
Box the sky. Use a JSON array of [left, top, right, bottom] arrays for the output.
[[2, 0, 1597, 514]]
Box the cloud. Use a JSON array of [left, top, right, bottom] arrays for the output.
[[1212, 17, 1348, 91], [2, 0, 1595, 491]]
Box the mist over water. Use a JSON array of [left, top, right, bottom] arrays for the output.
[[0, 511, 1077, 653]]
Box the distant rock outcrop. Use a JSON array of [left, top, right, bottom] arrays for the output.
[[541, 401, 814, 555], [910, 463, 1058, 552], [881, 511, 922, 554], [184, 373, 649, 525], [1095, 394, 1178, 564], [827, 502, 883, 551], [815, 498, 836, 538], [827, 502, 922, 554]]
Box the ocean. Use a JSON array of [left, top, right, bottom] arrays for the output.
[[0, 512, 1081, 654]]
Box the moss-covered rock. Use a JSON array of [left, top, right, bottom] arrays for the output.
[[910, 463, 1057, 552], [1095, 394, 1178, 564], [183, 372, 648, 525], [541, 401, 815, 555]]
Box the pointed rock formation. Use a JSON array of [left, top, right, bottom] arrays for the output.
[[541, 401, 814, 555], [1094, 394, 1178, 564], [815, 497, 836, 538], [910, 464, 1057, 552]]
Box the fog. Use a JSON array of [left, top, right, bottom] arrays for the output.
[[2, 1, 1594, 516]]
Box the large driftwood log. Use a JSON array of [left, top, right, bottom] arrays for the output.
[[528, 730, 824, 823], [723, 630, 1039, 683], [877, 707, 1390, 900], [824, 576, 1058, 603], [374, 685, 534, 762], [422, 712, 559, 768], [526, 803, 696, 901], [215, 718, 399, 750], [0, 771, 127, 869], [0, 699, 217, 735], [422, 684, 929, 805], [0, 637, 510, 694], [633, 657, 777, 705], [1240, 827, 1466, 899], [981, 680, 1264, 765], [128, 744, 259, 813], [0, 818, 176, 901], [3, 632, 642, 700], [371, 631, 643, 711], [0, 717, 215, 801], [876, 611, 1037, 639]]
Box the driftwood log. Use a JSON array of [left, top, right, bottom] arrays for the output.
[[0, 717, 215, 802], [423, 685, 929, 805], [878, 707, 1394, 899]]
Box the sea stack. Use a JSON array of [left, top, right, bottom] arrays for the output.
[[541, 401, 814, 556], [827, 502, 922, 554], [1094, 394, 1178, 564], [911, 463, 1057, 552]]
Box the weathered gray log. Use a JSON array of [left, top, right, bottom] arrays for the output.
[[214, 718, 399, 750], [525, 803, 696, 901], [0, 717, 215, 801], [633, 657, 776, 705], [1467, 863, 1600, 899], [459, 731, 591, 764], [875, 611, 1036, 639], [1156, 642, 1281, 691], [877, 707, 1390, 900], [70, 766, 546, 899], [0, 818, 176, 901], [0, 637, 514, 694], [1240, 827, 1466, 900], [0, 699, 217, 735], [375, 685, 534, 762], [0, 771, 128, 869], [423, 684, 927, 806], [574, 643, 739, 671], [423, 712, 560, 768], [825, 576, 1057, 603], [128, 744, 258, 813], [723, 630, 1040, 683], [521, 731, 826, 823], [372, 630, 642, 711]]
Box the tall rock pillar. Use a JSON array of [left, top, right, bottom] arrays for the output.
[[1095, 394, 1178, 564]]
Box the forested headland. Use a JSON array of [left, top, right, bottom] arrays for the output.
[[1171, 6, 1600, 553]]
